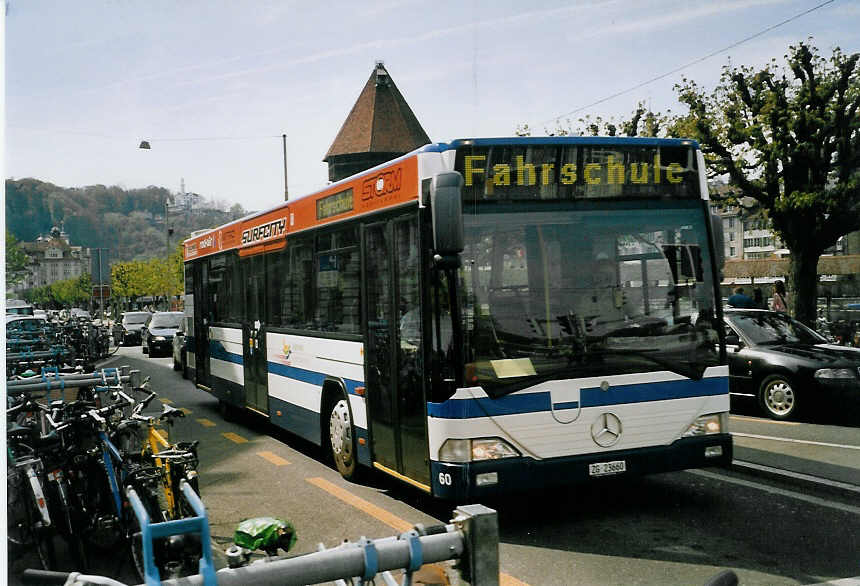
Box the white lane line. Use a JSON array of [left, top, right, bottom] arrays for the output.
[[734, 460, 860, 496], [730, 415, 800, 426], [689, 469, 860, 515], [732, 432, 860, 450]]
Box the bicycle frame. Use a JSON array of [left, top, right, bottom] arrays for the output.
[[146, 424, 178, 515]]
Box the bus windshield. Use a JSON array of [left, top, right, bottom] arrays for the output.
[[460, 201, 721, 397]]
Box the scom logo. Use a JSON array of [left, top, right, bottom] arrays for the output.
[[361, 168, 402, 201]]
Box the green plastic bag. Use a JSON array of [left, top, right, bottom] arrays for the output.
[[234, 517, 297, 553]]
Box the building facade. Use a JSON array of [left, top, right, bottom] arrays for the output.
[[9, 226, 91, 295]]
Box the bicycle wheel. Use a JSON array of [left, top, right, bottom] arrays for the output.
[[7, 475, 56, 570], [127, 470, 168, 583]]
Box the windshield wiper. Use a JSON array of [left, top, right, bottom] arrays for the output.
[[601, 348, 707, 381]]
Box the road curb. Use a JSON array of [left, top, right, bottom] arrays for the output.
[[731, 459, 860, 500]]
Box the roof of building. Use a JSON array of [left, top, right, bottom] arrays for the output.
[[324, 62, 430, 161]]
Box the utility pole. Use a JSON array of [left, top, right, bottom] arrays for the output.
[[288, 134, 290, 201], [165, 197, 174, 310]]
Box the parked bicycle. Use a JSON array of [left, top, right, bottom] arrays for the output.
[[7, 397, 56, 570]]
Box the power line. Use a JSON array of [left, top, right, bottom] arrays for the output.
[[8, 126, 281, 143], [536, 0, 836, 128]]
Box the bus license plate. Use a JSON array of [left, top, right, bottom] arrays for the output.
[[589, 460, 626, 477]]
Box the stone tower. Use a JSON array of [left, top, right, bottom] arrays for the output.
[[324, 62, 431, 183]]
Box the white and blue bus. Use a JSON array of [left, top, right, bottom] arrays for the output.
[[183, 137, 732, 500]]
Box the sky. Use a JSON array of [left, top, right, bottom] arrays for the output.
[[4, 0, 859, 214]]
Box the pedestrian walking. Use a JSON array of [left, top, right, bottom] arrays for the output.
[[771, 280, 788, 312]]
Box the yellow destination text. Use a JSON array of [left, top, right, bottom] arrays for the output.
[[463, 155, 685, 187]]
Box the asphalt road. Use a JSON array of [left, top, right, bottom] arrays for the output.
[[7, 347, 860, 585]]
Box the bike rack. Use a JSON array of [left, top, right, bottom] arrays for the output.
[[126, 481, 216, 586], [156, 503, 499, 586]]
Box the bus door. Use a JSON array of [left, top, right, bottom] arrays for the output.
[[242, 254, 269, 415], [193, 260, 210, 386], [363, 217, 430, 487]]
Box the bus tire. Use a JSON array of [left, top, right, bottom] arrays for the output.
[[758, 374, 798, 420], [328, 398, 358, 480]]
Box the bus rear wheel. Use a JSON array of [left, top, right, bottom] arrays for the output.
[[328, 399, 357, 480]]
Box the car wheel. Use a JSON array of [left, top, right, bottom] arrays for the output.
[[758, 374, 798, 420], [328, 398, 358, 480]]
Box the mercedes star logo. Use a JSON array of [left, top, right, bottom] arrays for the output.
[[591, 412, 623, 447]]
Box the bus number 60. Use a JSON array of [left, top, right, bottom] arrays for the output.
[[438, 472, 452, 486]]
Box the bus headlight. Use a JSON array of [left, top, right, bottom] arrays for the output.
[[682, 413, 727, 437], [438, 438, 520, 463]]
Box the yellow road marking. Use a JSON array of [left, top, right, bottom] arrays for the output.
[[307, 477, 412, 532], [258, 451, 290, 466], [307, 477, 529, 585], [730, 415, 800, 426], [159, 398, 173, 404], [180, 408, 192, 415], [222, 432, 248, 444], [196, 418, 216, 427]]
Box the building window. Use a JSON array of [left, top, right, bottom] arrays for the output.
[[728, 218, 735, 229], [729, 232, 735, 242], [729, 247, 736, 257]]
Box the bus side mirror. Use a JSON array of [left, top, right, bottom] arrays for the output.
[[430, 171, 464, 266]]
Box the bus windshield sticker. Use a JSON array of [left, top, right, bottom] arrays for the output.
[[490, 358, 537, 379]]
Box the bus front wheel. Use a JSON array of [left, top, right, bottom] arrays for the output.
[[328, 398, 357, 480]]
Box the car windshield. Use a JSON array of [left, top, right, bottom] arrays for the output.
[[124, 313, 150, 324], [151, 314, 182, 328], [727, 312, 827, 345], [459, 201, 721, 397]]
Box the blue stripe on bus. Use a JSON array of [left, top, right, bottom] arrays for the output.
[[209, 341, 243, 365], [267, 362, 365, 395], [428, 377, 727, 419], [268, 396, 371, 466]]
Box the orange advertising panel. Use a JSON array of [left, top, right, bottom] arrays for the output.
[[183, 155, 419, 261]]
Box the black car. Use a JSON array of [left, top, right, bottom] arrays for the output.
[[142, 311, 184, 357], [115, 311, 152, 346], [723, 308, 860, 420]]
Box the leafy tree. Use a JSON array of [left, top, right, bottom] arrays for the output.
[[517, 102, 676, 138], [47, 273, 92, 307], [6, 229, 31, 286], [675, 41, 859, 326]]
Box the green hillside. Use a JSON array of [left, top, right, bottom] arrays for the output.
[[5, 178, 248, 263]]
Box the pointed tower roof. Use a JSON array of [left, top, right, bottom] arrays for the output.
[[324, 62, 430, 163]]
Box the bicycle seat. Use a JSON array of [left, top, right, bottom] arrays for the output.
[[161, 404, 185, 420]]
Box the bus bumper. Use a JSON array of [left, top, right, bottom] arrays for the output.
[[430, 434, 732, 501]]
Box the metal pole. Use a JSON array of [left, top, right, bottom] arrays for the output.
[[283, 133, 289, 202], [165, 198, 170, 310]]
